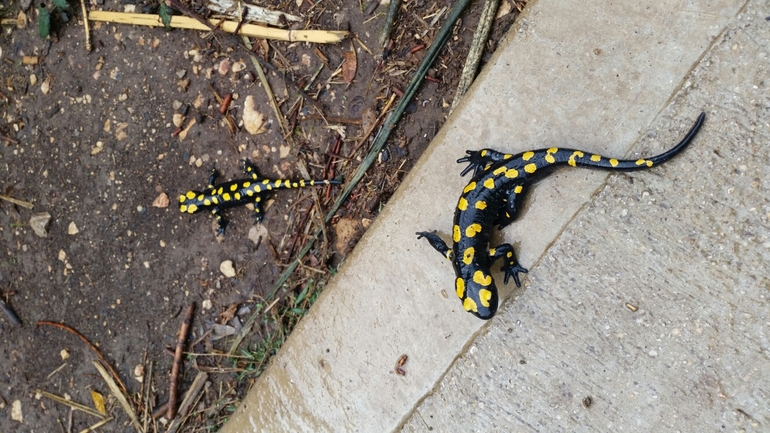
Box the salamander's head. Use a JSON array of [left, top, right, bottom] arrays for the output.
[[456, 273, 499, 320], [179, 190, 204, 214]]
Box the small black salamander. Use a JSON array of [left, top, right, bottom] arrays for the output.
[[180, 159, 341, 235], [417, 113, 705, 320]]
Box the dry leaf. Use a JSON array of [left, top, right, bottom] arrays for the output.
[[242, 95, 266, 135], [90, 390, 107, 415], [219, 304, 238, 324], [341, 51, 357, 83]]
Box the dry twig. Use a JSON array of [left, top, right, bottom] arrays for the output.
[[37, 321, 127, 393], [0, 194, 34, 209], [168, 303, 195, 419], [92, 361, 142, 432]]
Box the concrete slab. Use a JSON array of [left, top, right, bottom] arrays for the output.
[[400, 2, 770, 431], [221, 0, 750, 431]]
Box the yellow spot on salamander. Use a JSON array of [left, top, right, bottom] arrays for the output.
[[609, 158, 619, 167], [480, 150, 488, 156], [180, 204, 187, 212], [243, 182, 251, 187], [197, 194, 204, 201], [463, 182, 477, 193], [484, 178, 495, 189], [262, 179, 270, 184], [179, 195, 186, 203], [217, 188, 223, 195], [505, 168, 518, 179], [204, 199, 211, 206], [475, 200, 487, 210], [473, 270, 492, 286], [247, 189, 254, 196], [463, 297, 478, 313], [493, 166, 507, 176], [458, 198, 468, 211], [185, 191, 196, 199], [453, 225, 461, 242], [514, 185, 523, 193], [462, 247, 475, 265], [275, 180, 282, 187], [186, 204, 198, 213], [524, 163, 537, 174], [503, 154, 512, 160], [222, 193, 231, 201], [234, 193, 241, 200], [211, 197, 218, 204], [479, 289, 492, 307], [455, 278, 465, 299], [591, 154, 601, 162], [230, 184, 238, 191], [547, 148, 558, 154], [522, 151, 535, 161], [489, 248, 496, 256], [545, 154, 555, 164], [646, 160, 653, 167], [465, 223, 482, 238]]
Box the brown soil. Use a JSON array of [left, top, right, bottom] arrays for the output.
[[0, 0, 521, 430]]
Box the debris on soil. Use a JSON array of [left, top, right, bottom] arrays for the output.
[[67, 221, 79, 235], [28, 212, 51, 237], [0, 0, 525, 429]]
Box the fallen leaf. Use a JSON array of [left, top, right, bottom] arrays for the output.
[[219, 304, 238, 324], [90, 390, 107, 415], [242, 95, 266, 135], [341, 51, 357, 83]]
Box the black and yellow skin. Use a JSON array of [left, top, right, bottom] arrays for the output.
[[417, 112, 705, 320], [180, 159, 341, 235]]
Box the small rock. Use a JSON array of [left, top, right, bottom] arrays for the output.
[[152, 193, 169, 208], [210, 324, 236, 341], [176, 69, 187, 79], [40, 79, 50, 94], [91, 141, 104, 155], [115, 122, 129, 141], [218, 59, 231, 75], [68, 222, 79, 235], [29, 212, 51, 237], [172, 113, 184, 127], [220, 260, 236, 278], [201, 299, 212, 310], [29, 74, 37, 86], [232, 60, 246, 73], [60, 349, 70, 360], [134, 365, 144, 383], [11, 400, 22, 422], [58, 250, 67, 261], [172, 100, 183, 110]]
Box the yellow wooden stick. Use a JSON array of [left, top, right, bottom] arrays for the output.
[[87, 11, 348, 44]]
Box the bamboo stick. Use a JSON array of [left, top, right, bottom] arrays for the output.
[[87, 11, 348, 43]]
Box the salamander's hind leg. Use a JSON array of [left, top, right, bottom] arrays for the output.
[[242, 159, 261, 180], [494, 184, 527, 230], [457, 149, 511, 177], [489, 244, 528, 287], [416, 231, 453, 261], [211, 208, 228, 236]]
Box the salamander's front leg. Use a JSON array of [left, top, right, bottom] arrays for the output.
[[489, 243, 528, 287], [252, 196, 265, 222], [208, 168, 219, 188], [242, 159, 261, 181], [416, 231, 453, 261], [457, 149, 512, 177], [211, 208, 228, 236]]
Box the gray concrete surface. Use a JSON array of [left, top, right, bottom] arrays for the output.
[[221, 0, 764, 431]]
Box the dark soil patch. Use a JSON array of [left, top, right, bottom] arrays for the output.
[[0, 0, 522, 430]]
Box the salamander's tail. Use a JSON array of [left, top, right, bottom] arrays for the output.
[[563, 112, 705, 170], [256, 178, 342, 191]]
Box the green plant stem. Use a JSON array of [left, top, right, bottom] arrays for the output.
[[229, 0, 473, 356]]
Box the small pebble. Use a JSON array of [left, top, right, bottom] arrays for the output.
[[220, 260, 236, 278], [67, 222, 79, 235], [29, 212, 51, 237]]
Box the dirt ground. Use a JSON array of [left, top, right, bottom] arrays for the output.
[[0, 0, 521, 430]]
